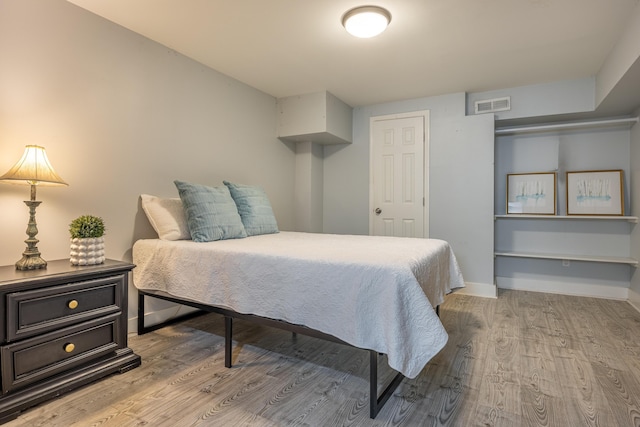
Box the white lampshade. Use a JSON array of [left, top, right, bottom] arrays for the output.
[[342, 6, 391, 38], [0, 145, 67, 186]]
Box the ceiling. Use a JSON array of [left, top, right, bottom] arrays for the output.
[[67, 0, 640, 111]]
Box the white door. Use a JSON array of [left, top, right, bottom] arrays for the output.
[[370, 112, 428, 237]]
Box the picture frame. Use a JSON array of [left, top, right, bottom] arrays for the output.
[[566, 169, 624, 216], [506, 172, 556, 215]]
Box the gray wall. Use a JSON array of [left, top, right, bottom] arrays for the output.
[[294, 141, 324, 232], [323, 93, 496, 292], [596, 4, 640, 107], [0, 0, 296, 322]]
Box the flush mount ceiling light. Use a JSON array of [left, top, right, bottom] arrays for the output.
[[342, 6, 391, 38]]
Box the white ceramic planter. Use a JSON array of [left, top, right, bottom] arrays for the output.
[[70, 237, 106, 266]]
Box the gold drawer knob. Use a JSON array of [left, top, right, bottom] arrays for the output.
[[68, 300, 79, 309], [64, 343, 75, 353]]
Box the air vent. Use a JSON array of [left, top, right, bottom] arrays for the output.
[[474, 96, 511, 114]]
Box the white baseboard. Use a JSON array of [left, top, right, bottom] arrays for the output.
[[496, 277, 629, 300], [128, 304, 200, 334], [453, 282, 497, 298], [628, 288, 640, 313], [128, 318, 137, 334]]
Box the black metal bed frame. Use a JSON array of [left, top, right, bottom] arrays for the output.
[[138, 289, 440, 418]]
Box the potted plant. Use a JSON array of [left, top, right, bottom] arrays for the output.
[[69, 215, 106, 266]]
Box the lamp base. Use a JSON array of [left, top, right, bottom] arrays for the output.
[[15, 254, 47, 270], [15, 198, 47, 270]]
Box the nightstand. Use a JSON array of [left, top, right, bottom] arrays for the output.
[[0, 259, 141, 423]]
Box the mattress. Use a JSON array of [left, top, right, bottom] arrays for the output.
[[132, 231, 464, 378]]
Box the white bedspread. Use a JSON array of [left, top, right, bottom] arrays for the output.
[[132, 231, 464, 378]]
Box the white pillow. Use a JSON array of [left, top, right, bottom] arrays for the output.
[[140, 194, 191, 240]]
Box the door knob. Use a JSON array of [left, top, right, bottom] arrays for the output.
[[375, 208, 382, 215]]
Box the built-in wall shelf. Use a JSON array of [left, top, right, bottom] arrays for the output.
[[494, 115, 637, 297], [495, 117, 638, 135], [494, 251, 638, 266], [495, 214, 638, 223]]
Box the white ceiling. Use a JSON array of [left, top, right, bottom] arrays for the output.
[[67, 0, 640, 110]]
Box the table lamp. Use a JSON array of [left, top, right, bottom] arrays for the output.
[[0, 145, 68, 270]]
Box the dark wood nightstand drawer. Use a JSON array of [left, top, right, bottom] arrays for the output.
[[6, 275, 124, 341], [0, 260, 139, 422], [1, 314, 121, 393]]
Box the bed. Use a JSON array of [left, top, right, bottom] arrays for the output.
[[133, 230, 464, 418]]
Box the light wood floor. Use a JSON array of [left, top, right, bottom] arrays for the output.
[[6, 289, 640, 426]]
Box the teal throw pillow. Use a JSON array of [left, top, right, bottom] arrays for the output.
[[174, 180, 247, 242], [223, 181, 279, 236]]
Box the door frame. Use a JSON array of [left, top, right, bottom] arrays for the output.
[[369, 110, 430, 237]]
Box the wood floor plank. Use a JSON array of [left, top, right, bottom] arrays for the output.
[[549, 346, 615, 427], [477, 291, 522, 420], [520, 386, 570, 427], [5, 289, 640, 426], [592, 364, 640, 427]]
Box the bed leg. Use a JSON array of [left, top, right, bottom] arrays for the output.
[[369, 351, 378, 418], [225, 316, 233, 368], [369, 350, 405, 419], [137, 292, 146, 335]]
